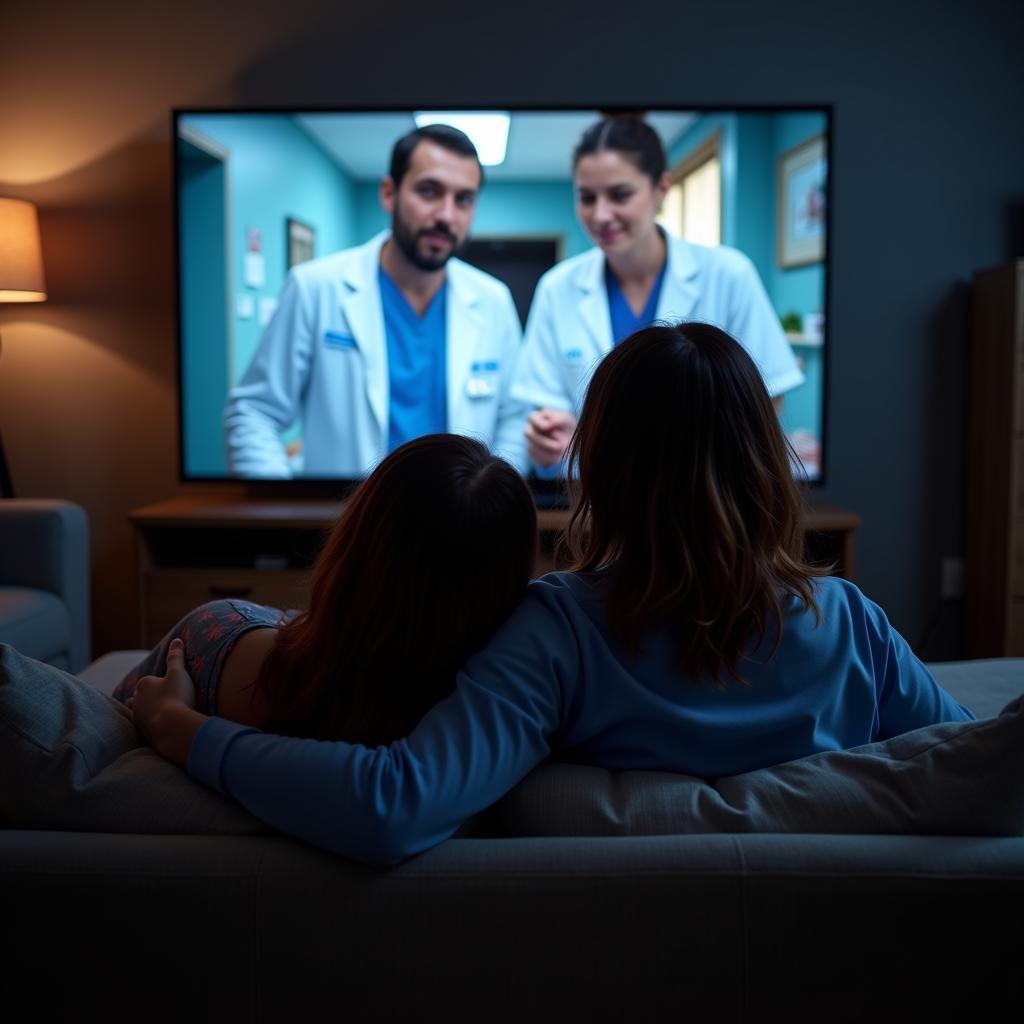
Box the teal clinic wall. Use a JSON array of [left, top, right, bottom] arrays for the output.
[[668, 111, 826, 440], [768, 112, 828, 315], [178, 114, 358, 475], [179, 141, 229, 478], [768, 112, 827, 441], [354, 180, 591, 258]]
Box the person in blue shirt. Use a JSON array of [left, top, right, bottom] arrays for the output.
[[130, 321, 972, 865], [223, 124, 529, 479], [511, 114, 804, 474], [116, 434, 536, 747]]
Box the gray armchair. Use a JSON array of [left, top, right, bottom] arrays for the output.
[[0, 500, 90, 672]]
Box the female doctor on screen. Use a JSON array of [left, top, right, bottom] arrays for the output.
[[511, 113, 805, 471]]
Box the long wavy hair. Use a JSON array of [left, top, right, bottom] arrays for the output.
[[254, 434, 537, 744], [565, 322, 827, 687]]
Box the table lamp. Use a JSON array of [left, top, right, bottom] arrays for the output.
[[0, 198, 47, 498]]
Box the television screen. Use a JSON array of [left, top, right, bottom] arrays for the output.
[[175, 107, 829, 487]]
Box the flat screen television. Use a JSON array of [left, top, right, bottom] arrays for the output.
[[174, 106, 830, 493]]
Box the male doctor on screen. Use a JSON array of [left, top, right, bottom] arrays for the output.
[[223, 124, 527, 478]]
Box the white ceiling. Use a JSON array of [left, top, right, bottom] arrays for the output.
[[295, 111, 698, 182]]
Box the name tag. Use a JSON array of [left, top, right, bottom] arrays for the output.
[[466, 359, 500, 399], [324, 330, 358, 350]]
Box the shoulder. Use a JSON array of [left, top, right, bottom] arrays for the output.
[[472, 572, 604, 676], [807, 576, 891, 636], [671, 235, 756, 278], [289, 234, 383, 289], [448, 257, 515, 305], [535, 248, 600, 294], [492, 572, 595, 625], [522, 571, 608, 623], [290, 247, 358, 284], [215, 627, 278, 727]]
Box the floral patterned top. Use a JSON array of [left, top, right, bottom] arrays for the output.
[[113, 599, 299, 714]]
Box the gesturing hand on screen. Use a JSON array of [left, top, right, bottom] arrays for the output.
[[525, 409, 576, 470]]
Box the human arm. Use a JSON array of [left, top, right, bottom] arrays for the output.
[[155, 585, 577, 864], [508, 272, 581, 473], [490, 287, 531, 474], [223, 271, 313, 478], [723, 251, 804, 399], [863, 595, 976, 737]]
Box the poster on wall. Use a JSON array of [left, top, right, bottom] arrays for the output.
[[777, 135, 826, 268]]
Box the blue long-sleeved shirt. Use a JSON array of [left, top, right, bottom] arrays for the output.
[[188, 573, 974, 864]]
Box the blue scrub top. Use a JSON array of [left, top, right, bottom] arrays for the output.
[[379, 268, 448, 453], [605, 259, 667, 345]]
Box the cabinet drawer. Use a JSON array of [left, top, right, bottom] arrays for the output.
[[142, 569, 311, 646]]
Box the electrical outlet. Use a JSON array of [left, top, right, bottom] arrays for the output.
[[941, 556, 964, 599]]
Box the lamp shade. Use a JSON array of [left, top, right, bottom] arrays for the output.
[[0, 198, 47, 302]]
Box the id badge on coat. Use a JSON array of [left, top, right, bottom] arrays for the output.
[[466, 359, 500, 400]]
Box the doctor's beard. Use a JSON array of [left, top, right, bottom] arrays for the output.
[[391, 208, 462, 272]]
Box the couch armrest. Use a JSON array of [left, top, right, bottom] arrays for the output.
[[0, 500, 90, 670]]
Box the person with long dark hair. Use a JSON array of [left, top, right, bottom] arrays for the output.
[[129, 322, 972, 863], [115, 433, 536, 747], [512, 113, 804, 474]]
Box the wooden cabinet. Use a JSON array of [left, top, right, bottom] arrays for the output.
[[130, 498, 329, 647], [966, 259, 1024, 655], [130, 495, 860, 649]]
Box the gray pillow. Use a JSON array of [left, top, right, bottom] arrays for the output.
[[477, 691, 1024, 837], [0, 644, 269, 834]]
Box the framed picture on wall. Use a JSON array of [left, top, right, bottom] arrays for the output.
[[776, 135, 826, 268], [286, 217, 315, 269]]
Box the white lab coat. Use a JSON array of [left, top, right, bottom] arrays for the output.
[[224, 231, 528, 478], [510, 233, 805, 415]]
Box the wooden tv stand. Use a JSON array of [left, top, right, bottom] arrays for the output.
[[129, 495, 861, 647]]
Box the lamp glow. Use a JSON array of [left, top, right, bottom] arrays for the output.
[[413, 112, 510, 166], [0, 197, 47, 497], [0, 198, 47, 302]]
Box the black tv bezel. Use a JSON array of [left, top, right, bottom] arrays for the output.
[[172, 103, 833, 499]]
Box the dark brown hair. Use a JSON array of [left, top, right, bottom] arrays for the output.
[[565, 322, 826, 687], [254, 434, 536, 744], [572, 114, 667, 183], [389, 123, 483, 188]]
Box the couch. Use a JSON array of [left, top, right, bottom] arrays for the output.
[[0, 498, 90, 671], [2, 649, 1022, 1021], [1, 503, 1022, 1022]]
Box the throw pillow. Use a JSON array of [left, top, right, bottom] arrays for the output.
[[478, 692, 1024, 837], [0, 644, 269, 834]]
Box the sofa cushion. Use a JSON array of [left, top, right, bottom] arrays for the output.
[[927, 658, 1024, 719], [77, 649, 149, 697], [3, 641, 1023, 843], [0, 588, 70, 667], [477, 690, 1024, 838], [0, 644, 269, 834]]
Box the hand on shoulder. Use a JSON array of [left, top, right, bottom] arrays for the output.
[[127, 638, 207, 767]]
